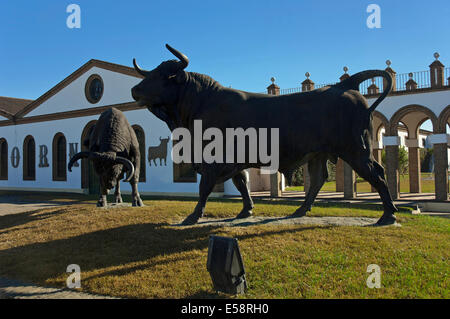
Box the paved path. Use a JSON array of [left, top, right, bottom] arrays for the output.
[[0, 278, 117, 299], [0, 202, 63, 216]]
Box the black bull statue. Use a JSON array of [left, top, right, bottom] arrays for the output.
[[131, 44, 398, 226], [68, 107, 144, 207]]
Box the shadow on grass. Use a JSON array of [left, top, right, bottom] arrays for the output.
[[0, 209, 69, 232], [0, 221, 328, 295]]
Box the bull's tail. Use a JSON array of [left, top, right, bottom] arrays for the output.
[[335, 70, 392, 113]]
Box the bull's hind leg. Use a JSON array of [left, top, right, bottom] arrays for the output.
[[181, 172, 217, 225], [291, 154, 328, 217], [114, 180, 123, 204], [346, 156, 398, 225], [130, 181, 144, 207], [233, 170, 254, 219]]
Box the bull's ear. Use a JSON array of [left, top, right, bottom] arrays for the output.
[[175, 70, 187, 84]]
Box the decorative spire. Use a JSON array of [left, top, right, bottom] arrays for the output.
[[368, 77, 379, 95], [430, 52, 445, 87], [266, 76, 279, 95], [301, 72, 314, 92], [340, 66, 350, 82], [406, 72, 417, 91]]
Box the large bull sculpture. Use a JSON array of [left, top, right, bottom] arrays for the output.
[[68, 107, 144, 207], [131, 44, 398, 225]]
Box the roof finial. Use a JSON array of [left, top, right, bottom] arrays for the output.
[[343, 66, 348, 73], [408, 72, 413, 79], [386, 59, 392, 67], [270, 77, 275, 84], [305, 72, 310, 79], [434, 52, 440, 60]]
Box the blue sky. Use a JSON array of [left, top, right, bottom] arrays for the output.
[[1, 0, 449, 101]]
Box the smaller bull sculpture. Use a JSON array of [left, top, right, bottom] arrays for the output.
[[68, 107, 144, 207], [148, 136, 169, 166]]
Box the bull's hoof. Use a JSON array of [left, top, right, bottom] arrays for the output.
[[96, 201, 107, 208], [181, 213, 201, 226], [115, 196, 123, 204], [375, 214, 397, 226], [132, 198, 144, 207], [290, 206, 308, 218], [235, 209, 253, 219]]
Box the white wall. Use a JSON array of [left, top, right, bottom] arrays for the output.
[[367, 90, 450, 121], [27, 67, 142, 117]]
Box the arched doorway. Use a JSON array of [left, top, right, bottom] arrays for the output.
[[52, 133, 67, 181], [81, 121, 100, 194], [436, 104, 450, 200], [0, 138, 7, 180], [388, 104, 438, 199], [23, 135, 36, 181]]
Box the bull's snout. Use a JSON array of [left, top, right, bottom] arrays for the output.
[[131, 86, 140, 101]]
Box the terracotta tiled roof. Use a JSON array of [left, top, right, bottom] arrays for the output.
[[0, 96, 33, 119]]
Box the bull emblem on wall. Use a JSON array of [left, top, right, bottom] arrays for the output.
[[148, 136, 169, 166]]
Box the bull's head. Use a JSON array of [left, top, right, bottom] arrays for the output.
[[68, 151, 135, 188], [131, 44, 189, 130]]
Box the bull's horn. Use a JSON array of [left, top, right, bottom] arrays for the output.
[[133, 58, 151, 77], [114, 156, 135, 183], [165, 44, 189, 70], [68, 152, 91, 172]]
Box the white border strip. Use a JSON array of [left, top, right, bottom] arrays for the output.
[[428, 134, 448, 145], [382, 136, 400, 146]]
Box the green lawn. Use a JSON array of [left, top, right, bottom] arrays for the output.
[[286, 173, 437, 193], [0, 196, 448, 298]]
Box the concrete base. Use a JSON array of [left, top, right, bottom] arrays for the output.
[[418, 201, 450, 213], [173, 216, 401, 228]]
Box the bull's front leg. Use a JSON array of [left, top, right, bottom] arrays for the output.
[[114, 180, 123, 204], [181, 172, 216, 225], [97, 181, 108, 208], [130, 181, 144, 207], [291, 154, 328, 217]]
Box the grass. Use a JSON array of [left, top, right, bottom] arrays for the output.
[[0, 196, 448, 299], [286, 173, 437, 193]]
